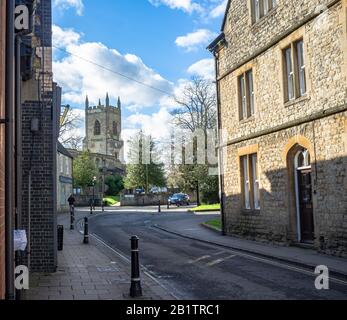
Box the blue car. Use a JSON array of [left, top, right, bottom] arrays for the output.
[[168, 193, 190, 207]]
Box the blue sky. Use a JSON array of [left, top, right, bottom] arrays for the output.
[[52, 0, 227, 143]]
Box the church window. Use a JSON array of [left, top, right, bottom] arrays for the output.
[[94, 120, 101, 136], [113, 121, 118, 135]]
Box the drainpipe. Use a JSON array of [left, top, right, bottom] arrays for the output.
[[14, 32, 26, 299], [5, 0, 16, 301], [214, 53, 226, 236]]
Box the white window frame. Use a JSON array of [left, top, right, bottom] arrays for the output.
[[252, 0, 277, 23], [251, 154, 260, 210], [239, 69, 255, 120], [242, 156, 251, 210], [296, 40, 306, 96]]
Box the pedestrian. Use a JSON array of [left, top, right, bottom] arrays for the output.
[[68, 194, 75, 213]]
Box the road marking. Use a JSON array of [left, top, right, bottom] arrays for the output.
[[206, 255, 236, 267], [153, 225, 347, 286], [90, 233, 180, 300], [214, 251, 226, 256], [188, 255, 211, 264]]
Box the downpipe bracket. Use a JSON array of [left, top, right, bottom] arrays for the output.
[[0, 118, 8, 124]]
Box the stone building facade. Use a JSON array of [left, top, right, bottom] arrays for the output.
[[209, 0, 347, 256], [57, 143, 73, 213], [0, 0, 6, 300]]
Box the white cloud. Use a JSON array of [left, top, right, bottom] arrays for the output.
[[148, 0, 202, 14], [52, 25, 81, 48], [53, 0, 84, 16], [121, 107, 174, 162], [175, 29, 217, 51], [210, 0, 228, 18], [149, 0, 228, 19], [125, 108, 173, 139], [52, 25, 173, 108], [187, 58, 215, 80]]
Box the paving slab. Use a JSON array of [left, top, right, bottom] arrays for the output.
[[23, 211, 176, 301]]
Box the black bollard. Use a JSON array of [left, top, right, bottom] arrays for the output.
[[70, 205, 75, 230], [130, 236, 142, 298], [102, 201, 105, 212], [158, 200, 161, 213], [83, 217, 89, 244], [167, 201, 170, 210], [90, 203, 93, 215]]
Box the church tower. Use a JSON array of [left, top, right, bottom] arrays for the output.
[[83, 93, 123, 161]]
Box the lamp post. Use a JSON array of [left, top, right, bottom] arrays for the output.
[[92, 176, 97, 211], [101, 167, 106, 212]]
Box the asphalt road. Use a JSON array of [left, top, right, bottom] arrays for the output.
[[88, 210, 347, 300]]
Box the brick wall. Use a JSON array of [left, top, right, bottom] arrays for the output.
[[0, 0, 6, 300], [21, 101, 57, 272]]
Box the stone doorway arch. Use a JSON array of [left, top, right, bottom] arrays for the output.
[[284, 137, 315, 243]]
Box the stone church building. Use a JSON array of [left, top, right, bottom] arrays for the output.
[[68, 93, 124, 193], [209, 0, 347, 257]]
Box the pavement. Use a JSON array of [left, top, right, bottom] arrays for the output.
[[23, 209, 175, 301], [153, 212, 347, 279]]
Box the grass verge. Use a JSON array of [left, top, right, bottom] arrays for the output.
[[190, 203, 221, 212], [203, 219, 222, 231], [103, 195, 120, 206]]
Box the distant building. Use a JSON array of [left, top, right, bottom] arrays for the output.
[[209, 0, 347, 257], [84, 94, 123, 160], [57, 143, 73, 213], [68, 94, 125, 194]]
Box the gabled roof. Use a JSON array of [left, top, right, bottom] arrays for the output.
[[57, 142, 73, 159], [207, 32, 226, 52], [221, 0, 232, 32], [207, 0, 230, 52]]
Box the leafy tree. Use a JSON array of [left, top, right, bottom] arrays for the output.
[[73, 151, 98, 191], [125, 131, 166, 192], [105, 174, 124, 196]]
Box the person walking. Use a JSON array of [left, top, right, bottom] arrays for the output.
[[68, 194, 75, 213], [68, 194, 76, 229]]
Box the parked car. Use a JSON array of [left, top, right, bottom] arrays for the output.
[[135, 188, 145, 194], [168, 193, 190, 207]]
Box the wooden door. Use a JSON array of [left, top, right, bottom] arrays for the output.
[[298, 169, 314, 242]]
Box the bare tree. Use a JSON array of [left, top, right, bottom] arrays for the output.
[[59, 106, 84, 150], [172, 77, 217, 132], [169, 77, 219, 205]]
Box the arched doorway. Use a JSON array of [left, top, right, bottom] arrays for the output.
[[293, 148, 314, 243]]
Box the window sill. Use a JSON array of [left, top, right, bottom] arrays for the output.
[[251, 7, 278, 30], [239, 115, 255, 125], [241, 209, 261, 216], [284, 94, 310, 108]]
